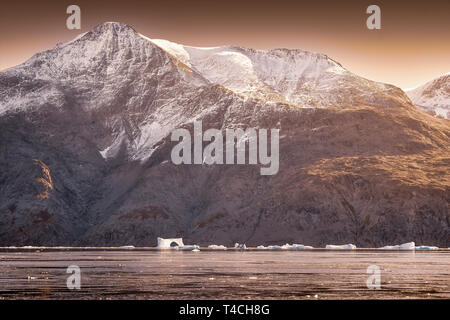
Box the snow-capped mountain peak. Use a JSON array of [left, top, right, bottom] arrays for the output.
[[144, 36, 404, 108], [0, 21, 415, 162], [146, 37, 348, 104]]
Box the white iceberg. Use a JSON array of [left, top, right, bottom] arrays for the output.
[[380, 242, 415, 250], [398, 242, 415, 250], [157, 237, 184, 249], [325, 244, 356, 250], [208, 245, 227, 250]]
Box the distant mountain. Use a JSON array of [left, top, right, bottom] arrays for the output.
[[405, 73, 450, 120], [0, 22, 448, 247]]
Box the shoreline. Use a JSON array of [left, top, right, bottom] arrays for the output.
[[0, 247, 448, 252]]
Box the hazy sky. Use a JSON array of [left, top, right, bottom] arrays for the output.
[[0, 0, 449, 88]]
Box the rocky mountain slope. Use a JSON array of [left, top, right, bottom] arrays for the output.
[[405, 73, 450, 120], [0, 22, 448, 247]]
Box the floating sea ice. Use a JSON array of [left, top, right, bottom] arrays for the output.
[[290, 244, 314, 250], [325, 244, 356, 250], [380, 242, 415, 250], [257, 244, 314, 250], [234, 243, 247, 249], [119, 245, 135, 249], [255, 245, 280, 250], [180, 245, 200, 250], [415, 245, 439, 250], [208, 245, 227, 250], [281, 243, 314, 250]]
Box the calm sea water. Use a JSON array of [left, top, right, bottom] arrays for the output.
[[0, 249, 449, 299]]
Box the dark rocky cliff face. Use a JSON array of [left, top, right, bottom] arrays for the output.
[[0, 22, 448, 247]]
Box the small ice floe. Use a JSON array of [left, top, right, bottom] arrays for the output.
[[415, 245, 439, 250], [234, 243, 247, 249], [179, 245, 200, 250], [257, 244, 314, 250], [119, 245, 135, 249], [282, 243, 314, 250], [256, 245, 281, 250], [380, 242, 415, 250], [325, 244, 356, 250], [192, 248, 200, 252], [208, 245, 227, 250]]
